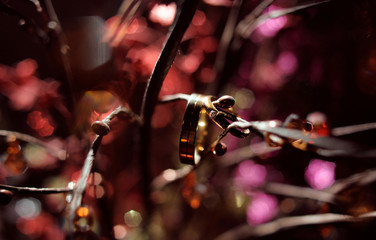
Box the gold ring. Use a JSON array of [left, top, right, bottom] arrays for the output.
[[179, 94, 213, 165], [179, 94, 250, 165]]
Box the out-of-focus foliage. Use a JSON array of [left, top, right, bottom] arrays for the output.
[[1, 0, 376, 240]]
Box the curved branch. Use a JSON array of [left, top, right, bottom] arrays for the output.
[[68, 105, 137, 231], [0, 130, 66, 160], [138, 0, 200, 217]]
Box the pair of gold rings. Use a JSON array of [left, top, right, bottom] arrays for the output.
[[179, 94, 249, 165]]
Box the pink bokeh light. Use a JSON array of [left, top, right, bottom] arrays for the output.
[[251, 61, 286, 91], [27, 111, 55, 137], [276, 51, 298, 75], [177, 52, 204, 73], [305, 159, 336, 190], [249, 51, 298, 91], [247, 193, 278, 225], [234, 160, 267, 189], [192, 11, 206, 26], [16, 58, 37, 79], [256, 8, 288, 38], [149, 3, 176, 26]]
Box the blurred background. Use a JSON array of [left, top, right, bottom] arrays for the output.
[[1, 0, 376, 239]]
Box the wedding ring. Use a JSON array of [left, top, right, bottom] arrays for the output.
[[179, 93, 250, 165], [179, 94, 212, 165]]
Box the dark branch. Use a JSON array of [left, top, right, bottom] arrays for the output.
[[207, 0, 243, 94], [68, 105, 137, 231], [0, 130, 66, 160], [138, 0, 200, 219]]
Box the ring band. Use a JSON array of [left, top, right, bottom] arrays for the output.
[[179, 93, 249, 165], [179, 94, 212, 165]]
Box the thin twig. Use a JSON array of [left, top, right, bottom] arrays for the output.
[[41, 0, 75, 105], [218, 121, 376, 167], [0, 184, 71, 194], [207, 0, 243, 94], [235, 0, 330, 39], [139, 0, 200, 218], [331, 122, 376, 136], [108, 0, 143, 46], [263, 182, 335, 203], [232, 0, 274, 49], [0, 130, 66, 160], [215, 212, 376, 240], [118, 105, 142, 123], [151, 165, 194, 191], [218, 141, 280, 167], [105, 105, 137, 123], [68, 105, 136, 231], [326, 168, 376, 195], [68, 135, 102, 225], [223, 120, 368, 157]]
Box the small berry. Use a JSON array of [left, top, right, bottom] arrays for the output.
[[91, 121, 110, 136], [213, 142, 227, 156], [302, 121, 313, 132]]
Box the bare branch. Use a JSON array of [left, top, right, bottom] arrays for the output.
[[263, 182, 335, 203], [236, 0, 330, 39], [0, 184, 71, 194], [224, 120, 368, 158], [218, 121, 376, 167], [0, 130, 66, 160], [326, 168, 376, 195], [108, 0, 143, 45], [68, 105, 137, 231], [151, 165, 194, 191], [331, 122, 376, 136], [207, 0, 243, 94], [215, 212, 376, 240], [42, 0, 75, 103], [139, 0, 200, 218], [68, 135, 102, 224], [234, 0, 275, 41], [218, 141, 280, 167]]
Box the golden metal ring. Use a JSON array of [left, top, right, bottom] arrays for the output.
[[179, 94, 213, 165], [179, 93, 250, 165]]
